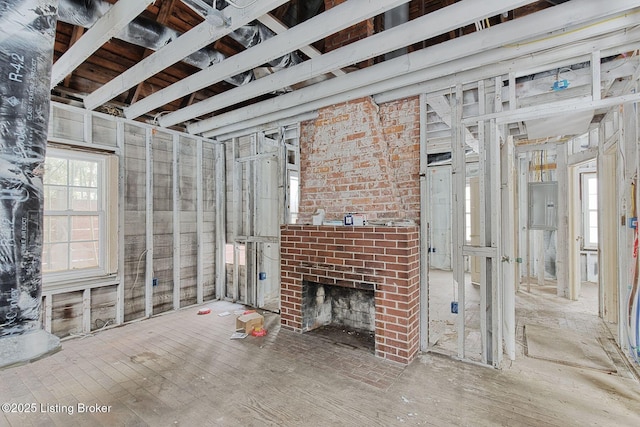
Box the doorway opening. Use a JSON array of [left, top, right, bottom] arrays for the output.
[[223, 125, 300, 312]]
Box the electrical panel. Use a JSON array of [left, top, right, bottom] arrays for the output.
[[528, 182, 558, 230]]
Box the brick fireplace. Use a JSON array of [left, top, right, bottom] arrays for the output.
[[280, 225, 420, 364]]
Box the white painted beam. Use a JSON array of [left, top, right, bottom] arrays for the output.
[[196, 139, 204, 304], [116, 121, 125, 325], [452, 84, 466, 360], [201, 7, 640, 138], [214, 111, 317, 141], [214, 143, 226, 301], [592, 50, 602, 101], [464, 92, 640, 125], [175, 0, 540, 130], [419, 93, 429, 353], [556, 142, 569, 298], [257, 14, 345, 77], [376, 35, 640, 105], [51, 0, 154, 88], [127, 0, 411, 121], [568, 146, 598, 165], [84, 0, 290, 111], [145, 128, 154, 318], [173, 135, 181, 310], [427, 95, 478, 152]]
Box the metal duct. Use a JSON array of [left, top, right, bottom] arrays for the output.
[[228, 22, 302, 68], [0, 0, 61, 366], [184, 0, 302, 69], [56, 0, 252, 86], [384, 3, 409, 61]]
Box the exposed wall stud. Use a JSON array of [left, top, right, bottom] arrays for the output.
[[197, 139, 204, 304], [116, 121, 125, 325], [173, 135, 181, 309], [145, 128, 154, 317]]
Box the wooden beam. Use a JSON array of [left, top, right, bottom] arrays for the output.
[[84, 0, 290, 111], [164, 0, 539, 129], [419, 93, 429, 352], [173, 135, 181, 310], [126, 0, 412, 121], [257, 13, 345, 77], [51, 0, 154, 88], [204, 25, 640, 139], [180, 93, 198, 109], [196, 139, 204, 304], [157, 0, 177, 24], [452, 83, 466, 360], [145, 128, 154, 318], [127, 0, 176, 106], [62, 26, 85, 87], [466, 92, 640, 125], [194, 0, 632, 136], [592, 50, 602, 101], [427, 95, 478, 152]]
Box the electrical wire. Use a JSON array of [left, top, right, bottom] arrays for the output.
[[68, 319, 112, 340], [130, 249, 150, 296]]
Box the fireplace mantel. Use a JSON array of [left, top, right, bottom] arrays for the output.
[[280, 225, 420, 364]]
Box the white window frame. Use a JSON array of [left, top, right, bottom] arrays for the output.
[[581, 172, 598, 250], [42, 146, 117, 288]]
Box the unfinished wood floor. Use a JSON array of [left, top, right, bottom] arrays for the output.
[[1, 299, 639, 426]]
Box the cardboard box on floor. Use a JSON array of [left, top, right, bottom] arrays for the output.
[[236, 312, 264, 333]]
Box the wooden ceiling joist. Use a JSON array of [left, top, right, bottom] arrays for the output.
[[83, 0, 291, 111], [51, 0, 155, 89], [124, 0, 412, 120]]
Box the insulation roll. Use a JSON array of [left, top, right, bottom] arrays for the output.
[[0, 0, 59, 337]]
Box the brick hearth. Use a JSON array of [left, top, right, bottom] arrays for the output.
[[280, 225, 420, 364]]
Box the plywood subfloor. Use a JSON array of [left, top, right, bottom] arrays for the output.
[[1, 300, 639, 426], [524, 323, 617, 372]]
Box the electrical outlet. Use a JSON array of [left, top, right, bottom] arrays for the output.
[[152, 278, 158, 287]]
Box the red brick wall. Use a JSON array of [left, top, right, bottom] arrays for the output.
[[323, 0, 374, 68], [280, 225, 420, 364], [299, 96, 420, 224]]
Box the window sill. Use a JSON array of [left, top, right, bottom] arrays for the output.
[[42, 273, 119, 295]]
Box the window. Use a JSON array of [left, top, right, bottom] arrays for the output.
[[288, 172, 299, 224], [582, 172, 598, 249], [42, 147, 115, 282], [465, 183, 471, 243]]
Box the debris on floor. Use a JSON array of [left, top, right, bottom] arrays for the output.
[[251, 327, 267, 337], [197, 308, 211, 315], [230, 332, 248, 340], [236, 311, 264, 333]]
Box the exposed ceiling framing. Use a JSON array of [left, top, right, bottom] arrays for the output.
[[50, 0, 639, 139]]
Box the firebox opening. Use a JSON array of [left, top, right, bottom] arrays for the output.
[[302, 281, 375, 351]]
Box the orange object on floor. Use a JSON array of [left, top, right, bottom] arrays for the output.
[[251, 327, 267, 337]]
